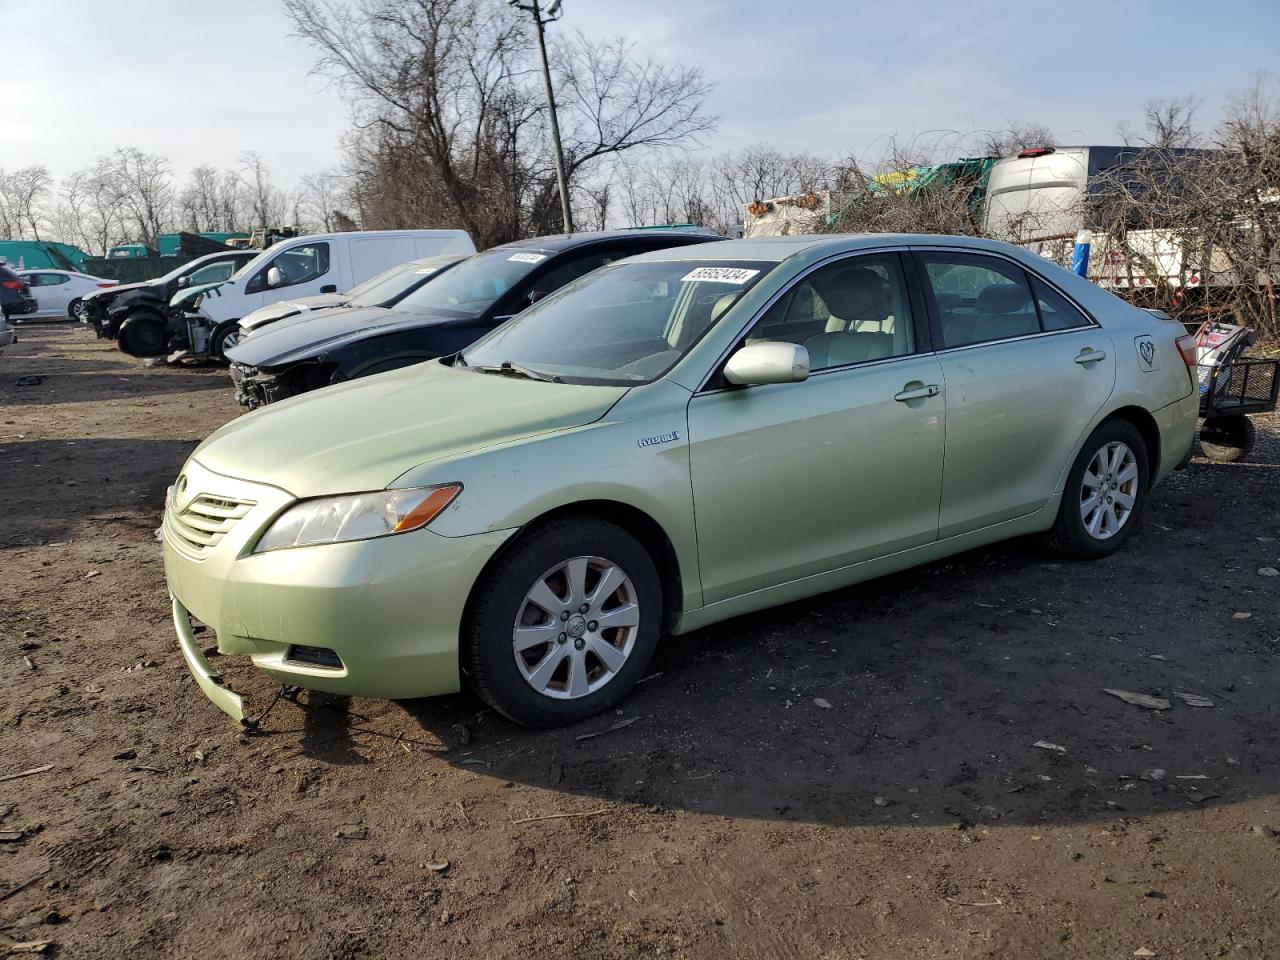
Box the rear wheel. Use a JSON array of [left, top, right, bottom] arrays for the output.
[[1200, 415, 1255, 463], [68, 298, 87, 321], [118, 316, 168, 357], [1046, 419, 1149, 560], [463, 518, 662, 727]]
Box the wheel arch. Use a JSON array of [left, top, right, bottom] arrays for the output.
[[1102, 404, 1161, 478], [461, 499, 686, 642]]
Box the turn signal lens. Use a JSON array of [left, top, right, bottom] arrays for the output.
[[1175, 334, 1197, 366], [393, 484, 462, 533]]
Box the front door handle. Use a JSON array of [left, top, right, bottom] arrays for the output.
[[1075, 348, 1107, 364], [894, 383, 941, 402]]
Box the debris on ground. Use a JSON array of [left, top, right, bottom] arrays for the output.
[[1172, 692, 1214, 708], [1033, 740, 1067, 753], [1259, 567, 1279, 577], [1104, 689, 1172, 710], [813, 697, 832, 709], [335, 825, 368, 840], [15, 375, 44, 386], [573, 716, 639, 741]]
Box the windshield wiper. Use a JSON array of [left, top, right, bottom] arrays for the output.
[[468, 360, 560, 383]]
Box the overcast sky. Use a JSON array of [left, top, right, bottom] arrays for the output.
[[5, 0, 1277, 186]]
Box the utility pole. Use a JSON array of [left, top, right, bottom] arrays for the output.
[[509, 0, 574, 233]]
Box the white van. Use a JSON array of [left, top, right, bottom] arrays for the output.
[[188, 230, 474, 356]]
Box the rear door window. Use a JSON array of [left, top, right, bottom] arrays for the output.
[[919, 252, 1039, 348], [1030, 276, 1092, 331]]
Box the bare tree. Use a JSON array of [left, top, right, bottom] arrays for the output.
[[1089, 80, 1280, 334], [298, 168, 351, 232], [980, 121, 1056, 158], [283, 0, 714, 246], [0, 166, 53, 240], [240, 151, 289, 230], [108, 148, 173, 248]]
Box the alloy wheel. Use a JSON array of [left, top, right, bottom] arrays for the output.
[[512, 556, 640, 700], [1079, 441, 1138, 540]]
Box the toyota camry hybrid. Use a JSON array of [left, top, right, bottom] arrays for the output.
[[164, 234, 1198, 727]]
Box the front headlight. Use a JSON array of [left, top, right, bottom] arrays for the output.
[[253, 484, 462, 553]]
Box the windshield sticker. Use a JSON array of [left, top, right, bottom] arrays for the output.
[[508, 253, 548, 264], [414, 267, 439, 275], [681, 267, 760, 285]]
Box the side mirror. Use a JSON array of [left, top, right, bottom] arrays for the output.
[[176, 276, 190, 288], [527, 289, 548, 304], [266, 266, 284, 288], [723, 341, 810, 386], [320, 284, 338, 294]]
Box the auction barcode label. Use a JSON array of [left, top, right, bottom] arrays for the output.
[[681, 267, 760, 284], [508, 253, 548, 264]]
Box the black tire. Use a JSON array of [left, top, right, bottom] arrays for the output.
[[1045, 418, 1150, 560], [209, 321, 241, 364], [118, 316, 168, 357], [68, 298, 86, 321], [463, 517, 662, 727], [1200, 415, 1255, 463]]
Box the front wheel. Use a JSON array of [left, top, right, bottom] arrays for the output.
[[1046, 419, 1149, 560], [463, 518, 662, 727], [118, 316, 169, 357], [209, 321, 240, 364]]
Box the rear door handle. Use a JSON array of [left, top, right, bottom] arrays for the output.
[[894, 383, 941, 402], [1075, 348, 1107, 364]]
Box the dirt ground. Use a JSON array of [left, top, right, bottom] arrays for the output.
[[2, 324, 1279, 959]]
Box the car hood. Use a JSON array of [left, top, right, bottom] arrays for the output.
[[171, 280, 227, 310], [226, 305, 450, 368], [192, 359, 628, 497], [240, 294, 350, 332]]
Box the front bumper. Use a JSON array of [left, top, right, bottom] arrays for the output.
[[163, 459, 514, 719]]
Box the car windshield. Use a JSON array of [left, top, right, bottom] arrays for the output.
[[348, 260, 453, 307], [393, 247, 548, 318], [461, 259, 775, 385]]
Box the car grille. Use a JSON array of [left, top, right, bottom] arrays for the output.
[[168, 493, 256, 558]]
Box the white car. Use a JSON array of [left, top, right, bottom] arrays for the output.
[[18, 270, 117, 320]]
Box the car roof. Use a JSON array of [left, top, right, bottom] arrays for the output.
[[623, 233, 1043, 264], [491, 229, 720, 255]]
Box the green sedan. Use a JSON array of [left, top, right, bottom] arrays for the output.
[[164, 234, 1199, 726]]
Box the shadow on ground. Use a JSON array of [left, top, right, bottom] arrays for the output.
[[0, 438, 197, 546], [376, 457, 1279, 830], [0, 344, 228, 407]]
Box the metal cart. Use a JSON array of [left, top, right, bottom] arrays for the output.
[[1195, 321, 1280, 462]]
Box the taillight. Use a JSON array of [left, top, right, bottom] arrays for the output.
[[1, 279, 20, 290], [97, 282, 116, 288], [1176, 334, 1197, 366]]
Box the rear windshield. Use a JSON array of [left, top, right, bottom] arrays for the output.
[[348, 260, 455, 307], [394, 247, 548, 318], [461, 259, 776, 385]]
